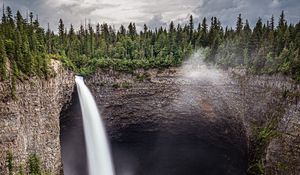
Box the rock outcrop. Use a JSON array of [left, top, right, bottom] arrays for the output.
[[0, 60, 74, 174]]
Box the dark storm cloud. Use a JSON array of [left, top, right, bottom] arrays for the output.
[[0, 0, 299, 31]]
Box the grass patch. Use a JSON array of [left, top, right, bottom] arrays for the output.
[[120, 82, 132, 89], [112, 82, 132, 89], [135, 73, 151, 82]]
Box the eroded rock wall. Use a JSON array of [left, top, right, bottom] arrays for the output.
[[234, 72, 300, 175], [86, 68, 299, 175], [0, 60, 74, 174]]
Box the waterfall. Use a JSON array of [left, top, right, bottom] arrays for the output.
[[75, 76, 115, 175]]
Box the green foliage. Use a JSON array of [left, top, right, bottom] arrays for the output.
[[28, 154, 41, 175], [256, 124, 279, 142], [0, 5, 196, 77], [17, 165, 25, 175], [11, 74, 17, 99], [93, 57, 175, 74], [4, 152, 47, 175], [136, 73, 150, 82], [0, 38, 8, 80], [52, 53, 76, 72], [256, 160, 266, 175], [0, 6, 299, 81], [111, 82, 132, 89], [0, 6, 53, 85], [205, 12, 300, 82], [6, 151, 13, 175], [248, 121, 280, 175], [281, 89, 300, 99], [120, 82, 132, 89]]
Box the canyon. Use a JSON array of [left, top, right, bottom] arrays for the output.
[[1, 61, 299, 174]]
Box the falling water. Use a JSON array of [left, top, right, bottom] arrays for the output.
[[75, 76, 115, 175]]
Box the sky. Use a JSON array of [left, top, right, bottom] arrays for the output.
[[1, 0, 299, 31]]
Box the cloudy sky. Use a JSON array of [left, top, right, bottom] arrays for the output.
[[1, 0, 299, 31]]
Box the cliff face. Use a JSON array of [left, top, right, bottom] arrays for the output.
[[1, 60, 298, 175], [0, 60, 74, 174], [86, 67, 299, 175], [230, 70, 300, 174], [86, 68, 249, 174]]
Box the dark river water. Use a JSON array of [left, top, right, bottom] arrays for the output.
[[60, 91, 248, 175]]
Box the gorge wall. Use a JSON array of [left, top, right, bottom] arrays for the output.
[[231, 70, 300, 174], [0, 59, 299, 174], [0, 60, 74, 174], [86, 67, 299, 175]]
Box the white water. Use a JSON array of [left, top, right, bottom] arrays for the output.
[[75, 76, 115, 175]]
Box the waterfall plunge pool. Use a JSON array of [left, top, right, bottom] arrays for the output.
[[60, 88, 248, 175]]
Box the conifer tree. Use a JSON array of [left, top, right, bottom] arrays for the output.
[[0, 5, 299, 83], [0, 38, 7, 80], [189, 15, 194, 43], [58, 19, 65, 45], [200, 17, 208, 47], [236, 14, 243, 34]]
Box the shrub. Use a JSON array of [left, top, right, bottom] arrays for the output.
[[28, 154, 41, 175], [6, 151, 13, 175]]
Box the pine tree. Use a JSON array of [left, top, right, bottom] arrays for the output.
[[95, 23, 100, 47], [250, 18, 263, 53], [58, 19, 65, 45], [143, 24, 148, 38], [0, 38, 7, 80], [15, 30, 24, 72], [236, 14, 243, 34], [128, 23, 136, 39], [278, 11, 286, 31], [11, 60, 18, 99], [200, 17, 208, 47], [276, 11, 288, 55], [119, 25, 126, 36], [243, 20, 251, 34], [270, 15, 275, 31], [6, 6, 13, 26], [0, 5, 299, 83], [22, 34, 33, 75], [88, 23, 94, 56], [16, 11, 24, 31], [189, 15, 194, 43], [29, 12, 34, 24], [169, 21, 175, 33]]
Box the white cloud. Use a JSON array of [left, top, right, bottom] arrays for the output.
[[0, 0, 299, 31], [147, 14, 167, 29]]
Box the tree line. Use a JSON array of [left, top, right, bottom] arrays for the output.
[[209, 12, 300, 81], [0, 6, 299, 83]]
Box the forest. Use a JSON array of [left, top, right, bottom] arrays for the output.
[[0, 6, 299, 85], [0, 4, 299, 175]]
